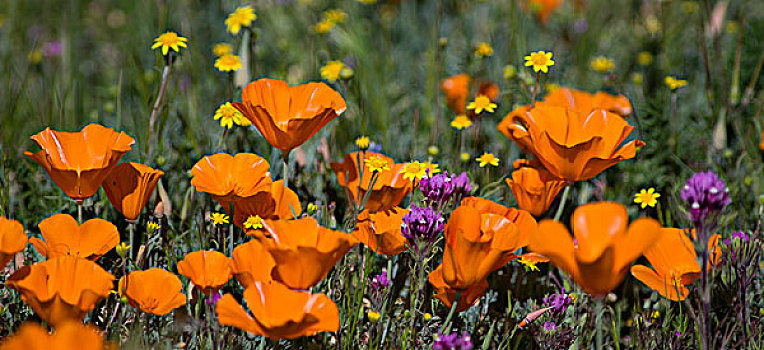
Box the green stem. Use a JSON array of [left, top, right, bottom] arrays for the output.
[[77, 201, 83, 224], [530, 71, 541, 108], [439, 291, 462, 334], [282, 151, 290, 188], [553, 185, 571, 221]]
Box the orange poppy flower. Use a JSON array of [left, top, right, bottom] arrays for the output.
[[428, 266, 488, 313], [331, 152, 413, 213], [687, 230, 723, 269], [0, 217, 28, 270], [505, 164, 568, 217], [177, 250, 233, 295], [458, 196, 538, 246], [232, 180, 301, 232], [102, 162, 164, 223], [631, 228, 700, 301], [260, 217, 358, 290], [24, 124, 135, 201], [499, 105, 644, 182], [522, 0, 564, 23], [6, 256, 114, 327], [216, 280, 339, 339], [29, 214, 119, 261], [440, 74, 500, 115], [232, 78, 347, 154], [0, 321, 107, 350], [528, 202, 662, 296], [352, 207, 409, 256], [118, 268, 187, 315], [231, 240, 275, 289], [542, 87, 633, 118], [190, 153, 273, 204], [440, 204, 528, 290]]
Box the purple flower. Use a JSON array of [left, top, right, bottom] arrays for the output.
[[42, 41, 63, 57], [433, 331, 473, 350], [675, 331, 682, 337], [543, 321, 556, 333], [543, 290, 572, 313], [370, 271, 390, 301], [206, 293, 222, 306], [401, 205, 444, 251], [451, 172, 472, 200], [679, 171, 731, 224], [419, 171, 472, 208]]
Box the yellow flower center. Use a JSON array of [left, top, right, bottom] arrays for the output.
[[365, 155, 391, 173]]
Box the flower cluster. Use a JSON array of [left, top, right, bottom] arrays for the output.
[[679, 171, 731, 224], [543, 290, 572, 313], [418, 171, 471, 208], [433, 331, 473, 350], [401, 205, 444, 251]]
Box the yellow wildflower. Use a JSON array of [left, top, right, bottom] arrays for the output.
[[215, 54, 242, 72], [651, 310, 660, 319], [115, 242, 130, 258], [27, 49, 43, 64], [211, 212, 229, 225], [399, 161, 428, 180], [365, 155, 391, 173], [475, 42, 494, 58], [518, 257, 540, 271], [460, 152, 470, 162], [665, 76, 687, 91], [633, 188, 660, 209], [214, 102, 246, 129], [632, 73, 644, 85], [422, 161, 440, 176], [243, 215, 264, 230], [450, 115, 473, 130], [151, 31, 188, 56], [428, 145, 439, 156], [314, 20, 335, 34], [368, 311, 381, 323], [590, 56, 615, 72], [213, 43, 234, 57], [637, 51, 653, 66], [323, 9, 347, 23], [321, 61, 346, 83], [504, 65, 517, 79], [226, 6, 257, 35], [424, 313, 432, 321], [147, 222, 161, 234], [476, 153, 499, 167], [355, 136, 370, 150], [466, 95, 497, 114], [524, 51, 555, 73], [307, 203, 318, 215]]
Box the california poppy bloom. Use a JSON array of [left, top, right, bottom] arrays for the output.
[[260, 217, 358, 290], [458, 196, 538, 246], [232, 78, 346, 155], [231, 180, 301, 232], [231, 240, 275, 289], [440, 73, 500, 115], [331, 152, 413, 213], [0, 217, 28, 270], [24, 124, 135, 201], [177, 250, 233, 295], [29, 214, 119, 261], [499, 105, 644, 182], [529, 202, 661, 295], [0, 321, 107, 350], [190, 153, 272, 204], [631, 228, 700, 301], [522, 0, 564, 23], [352, 207, 409, 256], [216, 280, 339, 339], [428, 266, 488, 313], [102, 162, 164, 222], [6, 256, 115, 327], [118, 268, 187, 315], [505, 164, 568, 217], [542, 87, 633, 118]]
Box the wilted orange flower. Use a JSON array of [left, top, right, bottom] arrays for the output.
[[29, 214, 119, 261], [505, 163, 568, 217], [499, 105, 644, 182], [522, 0, 564, 23], [190, 153, 272, 204], [0, 321, 107, 350], [631, 228, 700, 301], [542, 87, 633, 117], [6, 256, 114, 327], [428, 266, 488, 313], [102, 162, 164, 222], [118, 268, 186, 315], [231, 240, 275, 289], [216, 281, 339, 339], [24, 124, 135, 201], [331, 152, 414, 213], [459, 196, 538, 245], [440, 73, 499, 115], [232, 78, 347, 154], [231, 180, 301, 233], [529, 202, 661, 295], [0, 217, 27, 270], [177, 250, 233, 295], [260, 217, 358, 290], [352, 207, 409, 256]]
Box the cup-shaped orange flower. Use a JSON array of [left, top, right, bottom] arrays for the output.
[[331, 152, 413, 213], [352, 207, 409, 256], [261, 217, 358, 290], [216, 280, 339, 339], [500, 105, 644, 182], [102, 162, 164, 222], [29, 214, 119, 261], [458, 196, 538, 246], [631, 228, 700, 301], [177, 250, 233, 295], [529, 202, 661, 296], [542, 87, 633, 118], [505, 164, 568, 217], [190, 153, 273, 204], [440, 73, 500, 115], [24, 124, 135, 201], [428, 266, 488, 313], [0, 321, 107, 350], [6, 256, 114, 327], [231, 180, 301, 231], [231, 240, 275, 289], [232, 78, 347, 153], [0, 217, 28, 270], [118, 268, 187, 315]]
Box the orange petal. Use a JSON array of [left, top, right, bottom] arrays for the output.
[[572, 202, 628, 264]]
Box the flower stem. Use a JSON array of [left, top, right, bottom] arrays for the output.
[[439, 291, 462, 334], [282, 151, 290, 188], [553, 185, 571, 221], [530, 71, 541, 108], [148, 57, 173, 160]]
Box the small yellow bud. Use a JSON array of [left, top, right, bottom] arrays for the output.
[[368, 311, 381, 323], [340, 67, 355, 80], [503, 65, 516, 79], [115, 242, 130, 258], [307, 203, 318, 215], [651, 310, 660, 319], [428, 145, 439, 156], [147, 222, 161, 234], [424, 313, 432, 321], [460, 152, 470, 162], [355, 136, 370, 151]]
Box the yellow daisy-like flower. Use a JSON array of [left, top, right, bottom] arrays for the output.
[[524, 51, 555, 73], [368, 311, 381, 323], [320, 61, 346, 83], [633, 188, 660, 208], [475, 42, 494, 58], [399, 161, 428, 181], [323, 9, 347, 23], [651, 310, 660, 319], [215, 54, 242, 72], [365, 155, 391, 173], [243, 215, 264, 230], [637, 51, 653, 66], [422, 161, 440, 176], [314, 20, 335, 34], [355, 136, 370, 150], [466, 95, 497, 114], [307, 203, 318, 215], [147, 222, 161, 234], [590, 56, 615, 72], [225, 6, 257, 35], [476, 152, 499, 167], [151, 31, 188, 56], [115, 242, 130, 258], [450, 115, 473, 130], [211, 212, 229, 225], [214, 102, 246, 129], [665, 76, 687, 91], [460, 152, 470, 162], [213, 43, 234, 57], [518, 257, 540, 271]]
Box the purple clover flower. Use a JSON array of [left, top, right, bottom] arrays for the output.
[[206, 293, 221, 306], [543, 290, 572, 313], [543, 321, 556, 333], [42, 41, 62, 57], [370, 271, 390, 301], [419, 171, 471, 208], [433, 331, 473, 350], [679, 171, 731, 224], [401, 205, 444, 251]]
